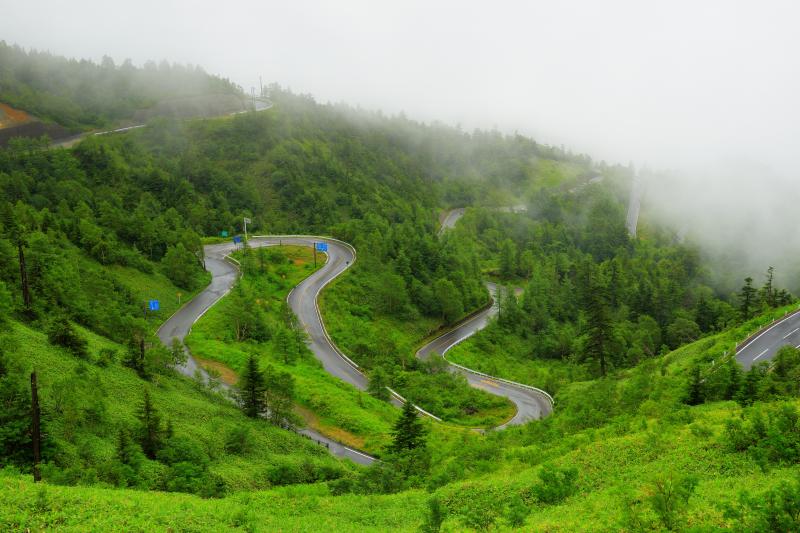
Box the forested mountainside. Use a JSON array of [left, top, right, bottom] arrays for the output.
[[0, 41, 242, 133], [1, 49, 799, 532]]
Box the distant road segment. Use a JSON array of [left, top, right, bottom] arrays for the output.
[[736, 309, 800, 370]]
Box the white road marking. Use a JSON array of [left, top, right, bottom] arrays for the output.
[[783, 327, 800, 339], [343, 447, 376, 460], [738, 313, 800, 353], [753, 348, 769, 361]]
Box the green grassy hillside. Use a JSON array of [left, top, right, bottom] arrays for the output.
[[4, 308, 800, 530], [2, 316, 354, 492]]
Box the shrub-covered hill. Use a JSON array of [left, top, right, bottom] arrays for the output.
[[4, 304, 800, 531], [0, 312, 355, 498], [0, 41, 243, 133]]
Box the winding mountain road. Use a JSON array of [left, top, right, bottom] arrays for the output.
[[417, 282, 553, 427], [157, 236, 375, 465], [159, 224, 553, 468], [430, 209, 553, 425]]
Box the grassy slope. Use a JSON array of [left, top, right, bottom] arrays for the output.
[[106, 264, 208, 334], [185, 245, 398, 454], [4, 303, 800, 530], [7, 304, 350, 493], [0, 471, 425, 532]]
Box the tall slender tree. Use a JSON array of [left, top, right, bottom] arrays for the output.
[[761, 266, 776, 308], [136, 388, 163, 459], [584, 271, 613, 377], [238, 354, 266, 418], [739, 277, 758, 320], [685, 366, 705, 405]]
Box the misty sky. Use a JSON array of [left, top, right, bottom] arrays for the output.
[[3, 0, 798, 172], [3, 1, 799, 281]]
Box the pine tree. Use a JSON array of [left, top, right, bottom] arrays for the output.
[[116, 427, 138, 466], [723, 360, 742, 401], [0, 350, 33, 468], [760, 266, 776, 308], [685, 365, 705, 405], [275, 327, 298, 365], [390, 400, 427, 454], [136, 388, 163, 459], [739, 277, 758, 320], [238, 354, 266, 418], [499, 239, 517, 279], [584, 272, 613, 377]]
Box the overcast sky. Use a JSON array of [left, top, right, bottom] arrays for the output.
[[3, 1, 800, 280], [3, 0, 799, 172]]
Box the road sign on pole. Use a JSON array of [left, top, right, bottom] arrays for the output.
[[315, 242, 328, 252], [220, 230, 229, 238], [233, 235, 242, 245], [148, 299, 160, 311], [243, 217, 251, 242]]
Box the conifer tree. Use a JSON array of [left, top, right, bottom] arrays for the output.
[[238, 354, 266, 418], [723, 360, 743, 401], [584, 271, 613, 377], [739, 277, 758, 320], [390, 400, 427, 454], [760, 266, 775, 308], [685, 365, 705, 405], [136, 388, 163, 459]]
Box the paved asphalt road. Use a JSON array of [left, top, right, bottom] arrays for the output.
[[157, 236, 375, 465], [438, 208, 466, 235], [736, 309, 800, 370], [433, 208, 554, 425], [417, 282, 553, 427], [52, 98, 273, 148]]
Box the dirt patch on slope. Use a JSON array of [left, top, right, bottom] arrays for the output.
[[0, 103, 31, 128]]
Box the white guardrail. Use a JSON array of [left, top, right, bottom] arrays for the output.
[[438, 330, 555, 407]]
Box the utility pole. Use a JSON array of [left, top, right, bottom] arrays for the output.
[[259, 76, 263, 97], [251, 87, 255, 109], [30, 371, 41, 482], [243, 217, 251, 242]]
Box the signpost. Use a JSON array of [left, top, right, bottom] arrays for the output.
[[233, 235, 242, 247], [313, 241, 328, 268], [143, 299, 160, 321], [243, 217, 251, 242]]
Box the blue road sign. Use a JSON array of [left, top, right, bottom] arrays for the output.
[[315, 242, 328, 252], [220, 230, 229, 237], [233, 235, 242, 244], [148, 299, 160, 311]]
